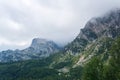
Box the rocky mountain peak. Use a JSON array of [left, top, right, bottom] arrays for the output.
[[30, 38, 59, 52], [78, 9, 120, 41], [0, 38, 60, 62], [65, 9, 120, 53], [31, 38, 48, 47]]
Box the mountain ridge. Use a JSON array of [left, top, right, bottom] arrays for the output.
[[65, 9, 120, 54], [0, 38, 60, 62]]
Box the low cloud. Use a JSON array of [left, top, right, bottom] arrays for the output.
[[0, 0, 120, 50]]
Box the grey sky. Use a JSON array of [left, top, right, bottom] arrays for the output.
[[0, 0, 120, 51]]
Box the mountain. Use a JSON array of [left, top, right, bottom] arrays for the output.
[[63, 9, 120, 68], [0, 37, 119, 80], [65, 9, 120, 53], [0, 9, 120, 80], [0, 38, 60, 62], [49, 9, 120, 79]]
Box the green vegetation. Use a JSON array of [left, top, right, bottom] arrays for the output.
[[82, 37, 120, 80], [0, 37, 120, 80], [65, 38, 88, 53]]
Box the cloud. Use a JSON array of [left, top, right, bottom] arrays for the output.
[[0, 0, 120, 50], [0, 36, 29, 51]]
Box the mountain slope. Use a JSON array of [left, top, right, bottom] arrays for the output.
[[0, 38, 60, 62], [82, 37, 120, 80], [0, 37, 119, 80], [53, 9, 120, 75], [65, 9, 120, 54]]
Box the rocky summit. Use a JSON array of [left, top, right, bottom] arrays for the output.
[[0, 38, 60, 62], [65, 9, 120, 53]]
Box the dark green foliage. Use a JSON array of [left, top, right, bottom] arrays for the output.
[[0, 53, 70, 80], [0, 59, 59, 80], [103, 37, 120, 80], [65, 38, 88, 53], [82, 37, 120, 80], [82, 57, 103, 80], [68, 66, 83, 80], [53, 61, 72, 69], [82, 29, 98, 41], [97, 38, 111, 54]]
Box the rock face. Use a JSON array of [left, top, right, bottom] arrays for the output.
[[30, 38, 59, 54], [0, 38, 60, 62], [65, 9, 120, 53]]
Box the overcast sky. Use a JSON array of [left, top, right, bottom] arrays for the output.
[[0, 0, 120, 51]]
